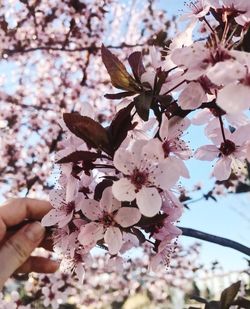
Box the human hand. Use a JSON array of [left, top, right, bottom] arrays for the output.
[[0, 198, 59, 289]]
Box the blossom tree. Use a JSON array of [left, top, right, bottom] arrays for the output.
[[1, 0, 250, 298]]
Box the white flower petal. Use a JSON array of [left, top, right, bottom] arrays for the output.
[[217, 84, 250, 113], [114, 207, 141, 227], [80, 199, 102, 220], [78, 222, 104, 246], [104, 227, 123, 255], [152, 161, 179, 190], [112, 178, 136, 202], [159, 114, 169, 140], [213, 157, 232, 180], [194, 145, 219, 161], [178, 82, 206, 110], [136, 187, 162, 217], [100, 186, 121, 213], [113, 147, 134, 174]]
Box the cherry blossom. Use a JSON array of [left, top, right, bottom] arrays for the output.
[[78, 187, 141, 254], [112, 140, 180, 217], [195, 125, 250, 180]]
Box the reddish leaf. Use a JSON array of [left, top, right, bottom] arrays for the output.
[[128, 51, 146, 80], [101, 44, 140, 92], [108, 102, 134, 150], [94, 180, 113, 201], [220, 281, 241, 309], [57, 151, 100, 164], [134, 91, 154, 121], [104, 91, 135, 100], [63, 113, 112, 155]]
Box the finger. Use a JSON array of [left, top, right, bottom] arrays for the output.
[[2, 229, 54, 251], [0, 221, 45, 289], [15, 256, 59, 274], [0, 197, 51, 229]]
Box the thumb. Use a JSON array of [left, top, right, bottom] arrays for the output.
[[0, 221, 45, 289]]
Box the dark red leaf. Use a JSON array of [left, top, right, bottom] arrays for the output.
[[134, 91, 154, 121], [220, 281, 241, 309], [108, 102, 134, 150], [101, 44, 140, 92], [128, 51, 146, 80], [63, 113, 112, 155], [104, 91, 135, 100], [57, 151, 100, 164], [94, 180, 113, 201]]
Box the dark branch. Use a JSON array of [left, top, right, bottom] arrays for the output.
[[3, 42, 145, 56], [179, 226, 250, 256]]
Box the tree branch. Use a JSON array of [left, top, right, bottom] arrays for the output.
[[3, 42, 145, 56], [179, 227, 250, 256]]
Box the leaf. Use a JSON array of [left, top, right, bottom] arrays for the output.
[[220, 281, 241, 309], [94, 179, 113, 201], [205, 301, 220, 309], [57, 151, 100, 164], [101, 45, 140, 92], [134, 92, 154, 121], [104, 91, 135, 100], [108, 102, 134, 150], [232, 297, 250, 308], [128, 51, 146, 80], [63, 113, 112, 155]]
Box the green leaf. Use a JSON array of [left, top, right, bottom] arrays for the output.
[[63, 113, 112, 155], [220, 281, 241, 309], [134, 92, 154, 121], [101, 45, 140, 92]]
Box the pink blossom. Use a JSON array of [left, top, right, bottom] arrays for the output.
[[78, 187, 141, 255], [112, 140, 180, 217], [142, 115, 191, 178], [195, 125, 250, 180], [180, 0, 213, 21], [41, 189, 84, 228]]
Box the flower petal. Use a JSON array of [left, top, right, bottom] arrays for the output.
[[78, 222, 104, 246], [152, 161, 179, 190], [114, 207, 141, 227], [194, 145, 219, 161], [112, 178, 136, 202], [136, 187, 162, 217], [104, 227, 123, 255], [113, 147, 134, 175], [213, 157, 232, 180], [217, 84, 250, 113], [100, 186, 121, 214], [159, 114, 169, 140], [80, 199, 102, 220], [41, 209, 63, 227]]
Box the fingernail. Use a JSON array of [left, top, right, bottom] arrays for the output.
[[24, 222, 45, 242]]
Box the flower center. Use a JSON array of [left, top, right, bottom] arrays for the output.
[[209, 107, 226, 117], [203, 48, 232, 67], [102, 212, 114, 227], [219, 139, 236, 156], [162, 140, 171, 158], [65, 201, 75, 214], [130, 169, 148, 191]]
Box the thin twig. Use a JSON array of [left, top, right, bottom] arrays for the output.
[[179, 226, 250, 256]]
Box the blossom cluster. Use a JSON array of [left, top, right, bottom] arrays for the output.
[[0, 0, 171, 198], [41, 0, 250, 280]]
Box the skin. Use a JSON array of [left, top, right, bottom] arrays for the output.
[[0, 198, 59, 289]]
